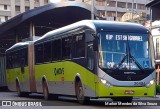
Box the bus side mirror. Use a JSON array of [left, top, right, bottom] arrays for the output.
[[93, 37, 98, 51]]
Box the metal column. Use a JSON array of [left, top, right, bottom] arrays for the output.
[[0, 57, 6, 87], [29, 21, 35, 40]]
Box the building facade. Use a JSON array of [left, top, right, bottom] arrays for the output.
[[63, 0, 152, 21], [0, 0, 48, 24], [95, 0, 152, 21]]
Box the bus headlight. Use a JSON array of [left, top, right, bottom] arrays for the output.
[[146, 80, 155, 88], [100, 79, 106, 84], [100, 78, 112, 88]]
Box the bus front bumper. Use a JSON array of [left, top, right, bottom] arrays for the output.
[[96, 82, 156, 97]]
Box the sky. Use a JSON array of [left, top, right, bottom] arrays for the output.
[[49, 0, 61, 3]]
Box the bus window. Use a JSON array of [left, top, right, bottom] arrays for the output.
[[52, 39, 62, 61], [44, 41, 52, 62], [35, 44, 44, 64], [24, 48, 28, 66], [62, 36, 72, 60], [6, 53, 12, 69], [13, 51, 20, 68], [21, 58, 25, 73], [87, 43, 94, 70], [72, 33, 85, 58], [20, 48, 28, 66]]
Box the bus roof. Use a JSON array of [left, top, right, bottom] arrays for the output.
[[35, 20, 149, 44], [93, 20, 149, 33], [6, 41, 31, 53], [6, 20, 149, 52]]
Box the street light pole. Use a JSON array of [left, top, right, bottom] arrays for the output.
[[91, 0, 94, 20]]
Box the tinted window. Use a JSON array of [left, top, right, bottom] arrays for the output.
[[13, 51, 20, 68], [6, 53, 12, 69], [87, 44, 94, 70], [73, 33, 85, 58], [62, 36, 72, 59], [6, 48, 28, 69], [52, 39, 61, 61], [35, 44, 44, 64], [44, 42, 52, 62], [20, 48, 28, 66]]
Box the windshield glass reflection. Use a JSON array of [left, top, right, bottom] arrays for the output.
[[99, 32, 153, 70]]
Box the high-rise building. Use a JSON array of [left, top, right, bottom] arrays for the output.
[[95, 0, 151, 21], [0, 0, 49, 24], [61, 0, 152, 21]]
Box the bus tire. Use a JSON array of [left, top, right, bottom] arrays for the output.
[[75, 80, 90, 104], [16, 80, 29, 97], [42, 80, 49, 100], [16, 80, 23, 97]]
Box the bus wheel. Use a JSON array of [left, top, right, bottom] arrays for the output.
[[43, 80, 50, 100], [16, 81, 22, 97], [75, 81, 90, 104]]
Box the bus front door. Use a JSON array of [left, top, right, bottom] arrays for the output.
[[86, 43, 96, 97]]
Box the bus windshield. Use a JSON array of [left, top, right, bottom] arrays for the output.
[[99, 32, 154, 70]]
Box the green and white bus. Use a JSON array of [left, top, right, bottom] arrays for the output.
[[6, 20, 156, 104]]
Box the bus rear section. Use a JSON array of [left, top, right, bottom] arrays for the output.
[[6, 42, 36, 96]]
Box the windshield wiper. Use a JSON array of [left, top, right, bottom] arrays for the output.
[[129, 53, 144, 72], [117, 55, 144, 72], [117, 39, 144, 72], [117, 44, 128, 69], [117, 54, 127, 69], [127, 40, 144, 72]]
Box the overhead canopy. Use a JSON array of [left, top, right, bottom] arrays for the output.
[[0, 1, 96, 56], [146, 0, 160, 21], [146, 0, 160, 7]]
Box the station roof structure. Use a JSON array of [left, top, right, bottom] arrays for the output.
[[0, 1, 95, 56], [146, 0, 160, 21], [146, 0, 160, 7]]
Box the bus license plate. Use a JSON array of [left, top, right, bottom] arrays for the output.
[[125, 90, 134, 95]]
